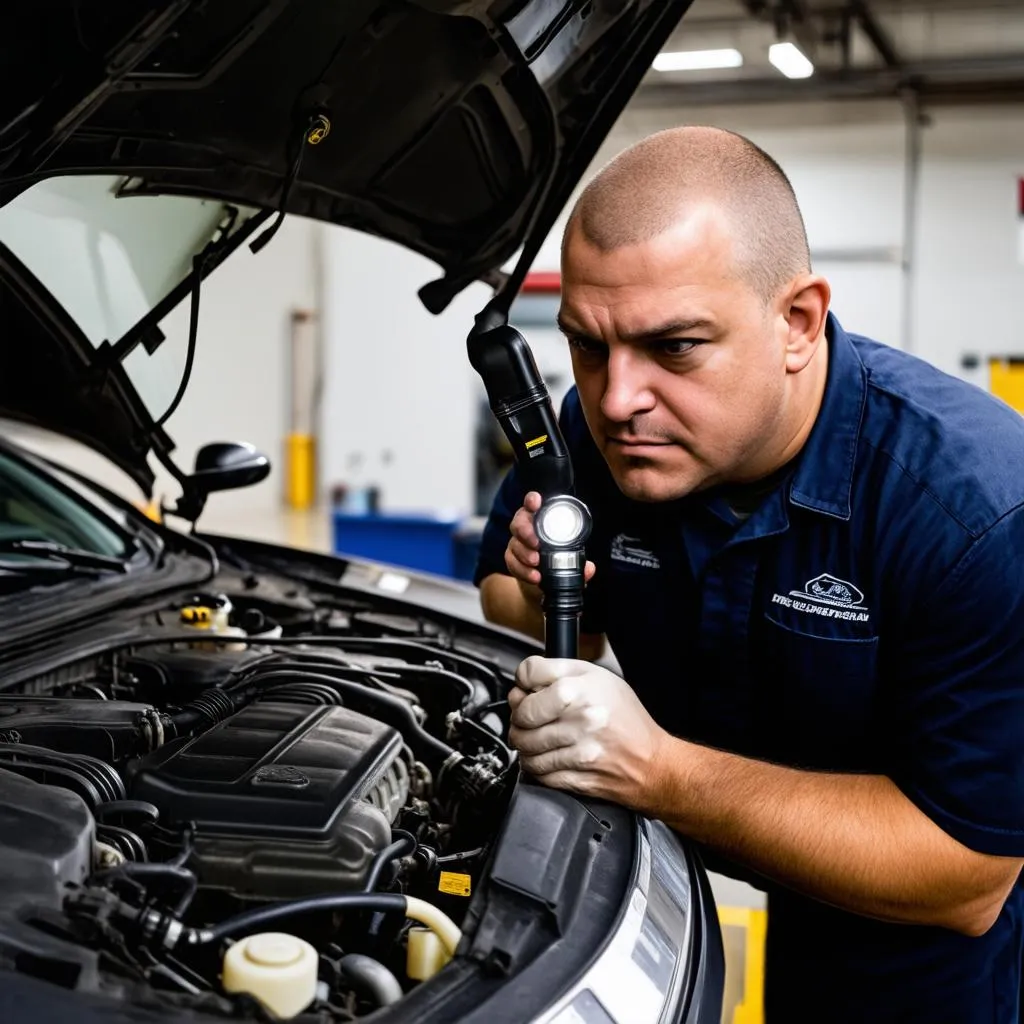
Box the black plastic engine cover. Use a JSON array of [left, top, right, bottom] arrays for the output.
[[0, 696, 155, 762], [121, 647, 272, 702], [0, 767, 93, 909], [130, 702, 406, 897]]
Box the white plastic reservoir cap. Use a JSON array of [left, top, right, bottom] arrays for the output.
[[223, 931, 319, 1019]]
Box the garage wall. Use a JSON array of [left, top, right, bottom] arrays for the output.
[[319, 228, 493, 517], [534, 100, 1024, 373], [534, 100, 911, 351], [318, 99, 1024, 518], [7, 215, 320, 528], [911, 106, 1024, 387], [24, 101, 1018, 529]]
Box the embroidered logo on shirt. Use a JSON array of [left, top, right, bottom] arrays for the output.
[[610, 533, 660, 570], [772, 573, 870, 622]]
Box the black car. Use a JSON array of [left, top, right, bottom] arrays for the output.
[[0, 4, 723, 1023]]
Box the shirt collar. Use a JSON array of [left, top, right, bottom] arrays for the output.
[[788, 312, 868, 522]]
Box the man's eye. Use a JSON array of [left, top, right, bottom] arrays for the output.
[[568, 336, 606, 357], [657, 339, 699, 356]]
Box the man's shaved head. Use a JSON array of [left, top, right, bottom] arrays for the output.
[[556, 124, 831, 503], [565, 126, 811, 301]]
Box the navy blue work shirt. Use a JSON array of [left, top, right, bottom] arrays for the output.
[[475, 313, 1024, 1023]]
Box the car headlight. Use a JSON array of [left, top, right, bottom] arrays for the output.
[[532, 818, 696, 1024]]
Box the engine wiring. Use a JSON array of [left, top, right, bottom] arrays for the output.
[[91, 861, 198, 918], [2, 589, 524, 1020], [364, 830, 418, 893]]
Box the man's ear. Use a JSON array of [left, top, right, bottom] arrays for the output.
[[780, 275, 831, 374]]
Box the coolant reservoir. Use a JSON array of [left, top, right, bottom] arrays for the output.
[[222, 932, 318, 1018], [180, 602, 230, 632], [407, 925, 449, 982], [179, 595, 247, 650]]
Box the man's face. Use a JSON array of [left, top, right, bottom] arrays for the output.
[[558, 205, 793, 502]]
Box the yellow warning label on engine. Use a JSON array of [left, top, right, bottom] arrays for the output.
[[438, 871, 472, 897], [525, 434, 548, 449]]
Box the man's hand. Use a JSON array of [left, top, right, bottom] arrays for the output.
[[508, 655, 669, 806], [510, 659, 1022, 936], [480, 491, 605, 661], [505, 491, 596, 593]]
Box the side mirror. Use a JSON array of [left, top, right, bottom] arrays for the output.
[[192, 442, 271, 494], [165, 442, 271, 528]]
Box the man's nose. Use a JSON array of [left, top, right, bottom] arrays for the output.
[[600, 348, 656, 424]]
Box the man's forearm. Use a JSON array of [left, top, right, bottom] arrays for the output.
[[645, 737, 1019, 936], [480, 573, 545, 642]]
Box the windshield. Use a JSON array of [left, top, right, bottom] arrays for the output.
[[0, 447, 129, 558], [0, 174, 260, 420]]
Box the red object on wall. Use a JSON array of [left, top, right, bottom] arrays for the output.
[[1018, 177, 1024, 218], [521, 271, 562, 294]]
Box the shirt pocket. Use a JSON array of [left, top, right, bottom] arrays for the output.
[[761, 612, 880, 766]]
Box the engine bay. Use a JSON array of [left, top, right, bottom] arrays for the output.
[[0, 580, 526, 1021]]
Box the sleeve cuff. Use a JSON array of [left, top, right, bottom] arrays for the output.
[[897, 780, 1024, 857], [472, 557, 509, 589]]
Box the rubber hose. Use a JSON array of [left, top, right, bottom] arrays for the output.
[[337, 954, 404, 1007], [335, 646, 493, 718], [231, 669, 454, 767], [92, 863, 197, 917], [364, 832, 417, 892], [192, 893, 406, 946], [169, 687, 236, 733], [277, 659, 479, 716], [94, 800, 160, 827]]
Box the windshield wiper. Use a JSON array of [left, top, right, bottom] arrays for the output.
[[0, 540, 129, 574]]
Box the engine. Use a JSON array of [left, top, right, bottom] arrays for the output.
[[0, 592, 519, 1022], [132, 702, 411, 900]]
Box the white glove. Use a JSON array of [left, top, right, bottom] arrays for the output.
[[508, 656, 669, 807]]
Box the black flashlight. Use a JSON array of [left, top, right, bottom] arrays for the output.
[[533, 495, 593, 659], [466, 300, 591, 657]]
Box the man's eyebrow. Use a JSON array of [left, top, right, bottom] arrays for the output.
[[620, 318, 714, 341], [555, 315, 714, 341], [556, 313, 590, 337]]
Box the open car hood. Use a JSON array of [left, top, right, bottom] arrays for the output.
[[0, 0, 691, 495]]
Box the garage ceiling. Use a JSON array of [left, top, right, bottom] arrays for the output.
[[638, 0, 1024, 105]]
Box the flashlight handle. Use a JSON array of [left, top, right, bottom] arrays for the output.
[[467, 321, 574, 498], [539, 549, 586, 660], [544, 614, 579, 659]]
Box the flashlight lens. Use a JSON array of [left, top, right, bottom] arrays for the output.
[[538, 501, 584, 545]]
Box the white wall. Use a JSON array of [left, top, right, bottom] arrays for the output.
[[316, 99, 1024, 520], [912, 106, 1024, 385], [534, 100, 1024, 377], [319, 228, 493, 517], [532, 101, 911, 347]]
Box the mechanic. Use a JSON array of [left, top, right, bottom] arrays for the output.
[[474, 126, 1024, 1023]]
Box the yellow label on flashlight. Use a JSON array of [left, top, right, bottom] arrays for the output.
[[438, 871, 472, 897], [525, 434, 548, 449]]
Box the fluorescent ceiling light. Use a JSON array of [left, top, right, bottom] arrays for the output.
[[769, 41, 814, 79], [652, 48, 744, 72]]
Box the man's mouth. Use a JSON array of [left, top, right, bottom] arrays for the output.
[[607, 438, 673, 449]]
